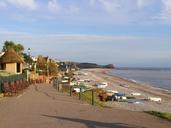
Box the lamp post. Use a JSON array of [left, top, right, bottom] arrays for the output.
[[28, 48, 31, 57], [27, 48, 31, 69]]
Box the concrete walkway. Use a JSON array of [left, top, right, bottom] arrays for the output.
[[0, 84, 171, 128]]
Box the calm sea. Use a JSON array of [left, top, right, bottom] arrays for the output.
[[110, 68, 171, 91]]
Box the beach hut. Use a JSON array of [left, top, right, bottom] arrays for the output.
[[0, 49, 24, 74]]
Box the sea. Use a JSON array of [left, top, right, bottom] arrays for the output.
[[110, 68, 171, 91]]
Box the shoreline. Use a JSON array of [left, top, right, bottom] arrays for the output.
[[78, 68, 171, 113], [106, 70, 171, 95], [104, 69, 171, 100]]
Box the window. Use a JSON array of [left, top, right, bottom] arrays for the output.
[[17, 63, 20, 73], [1, 64, 6, 70]]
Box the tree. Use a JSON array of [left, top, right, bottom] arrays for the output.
[[48, 60, 58, 76], [36, 55, 47, 75], [36, 56, 58, 76], [22, 53, 33, 64], [2, 41, 24, 53]]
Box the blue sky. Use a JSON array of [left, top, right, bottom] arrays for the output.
[[0, 0, 171, 67]]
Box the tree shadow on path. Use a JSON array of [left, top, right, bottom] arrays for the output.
[[42, 114, 146, 128]]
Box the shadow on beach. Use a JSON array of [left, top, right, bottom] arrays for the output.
[[42, 114, 146, 128]]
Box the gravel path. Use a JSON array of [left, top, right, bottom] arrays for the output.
[[0, 84, 171, 128]]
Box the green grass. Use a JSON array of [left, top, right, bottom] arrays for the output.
[[145, 111, 171, 121], [81, 90, 109, 108], [54, 84, 109, 108]]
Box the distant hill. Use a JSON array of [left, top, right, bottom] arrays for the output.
[[75, 63, 115, 69]]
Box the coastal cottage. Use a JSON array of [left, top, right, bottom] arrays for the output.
[[0, 49, 24, 74]]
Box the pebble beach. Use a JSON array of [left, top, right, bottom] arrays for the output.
[[77, 68, 171, 113]]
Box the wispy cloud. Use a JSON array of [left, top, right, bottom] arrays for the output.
[[48, 0, 79, 15], [89, 0, 96, 6], [0, 30, 139, 44], [48, 0, 60, 13], [0, 1, 7, 8], [6, 0, 37, 10], [0, 0, 170, 24], [98, 0, 121, 14], [87, 0, 163, 23], [160, 0, 171, 21], [137, 0, 156, 9]]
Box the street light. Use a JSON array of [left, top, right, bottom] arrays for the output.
[[28, 48, 31, 57], [27, 48, 31, 70]]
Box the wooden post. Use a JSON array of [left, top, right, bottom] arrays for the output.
[[70, 86, 72, 96], [92, 90, 94, 105], [57, 80, 59, 91], [55, 79, 58, 90], [53, 79, 56, 88], [79, 87, 82, 100], [57, 84, 60, 92]]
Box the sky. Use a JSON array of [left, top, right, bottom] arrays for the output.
[[0, 0, 171, 67]]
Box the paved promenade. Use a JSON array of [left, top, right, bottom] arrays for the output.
[[0, 84, 171, 128]]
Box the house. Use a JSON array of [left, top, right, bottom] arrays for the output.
[[59, 62, 69, 72], [0, 49, 24, 74]]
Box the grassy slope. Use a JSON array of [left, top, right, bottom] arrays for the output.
[[146, 111, 171, 121], [81, 90, 109, 108]]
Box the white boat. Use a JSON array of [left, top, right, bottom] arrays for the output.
[[73, 87, 85, 93], [96, 82, 108, 89], [148, 97, 162, 102], [61, 77, 70, 83], [114, 93, 127, 100], [73, 88, 80, 92], [78, 79, 84, 82], [131, 93, 141, 96], [63, 76, 69, 79], [61, 79, 69, 83]]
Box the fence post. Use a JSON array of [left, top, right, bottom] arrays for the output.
[[53, 79, 55, 87], [92, 89, 94, 105], [53, 79, 56, 89], [0, 80, 3, 94], [57, 80, 59, 91], [79, 87, 82, 100], [70, 86, 72, 96]]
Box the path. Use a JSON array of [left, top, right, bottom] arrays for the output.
[[0, 84, 171, 128]]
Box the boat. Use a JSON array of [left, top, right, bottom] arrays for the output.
[[131, 92, 141, 96], [96, 82, 108, 89], [148, 97, 162, 102]]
